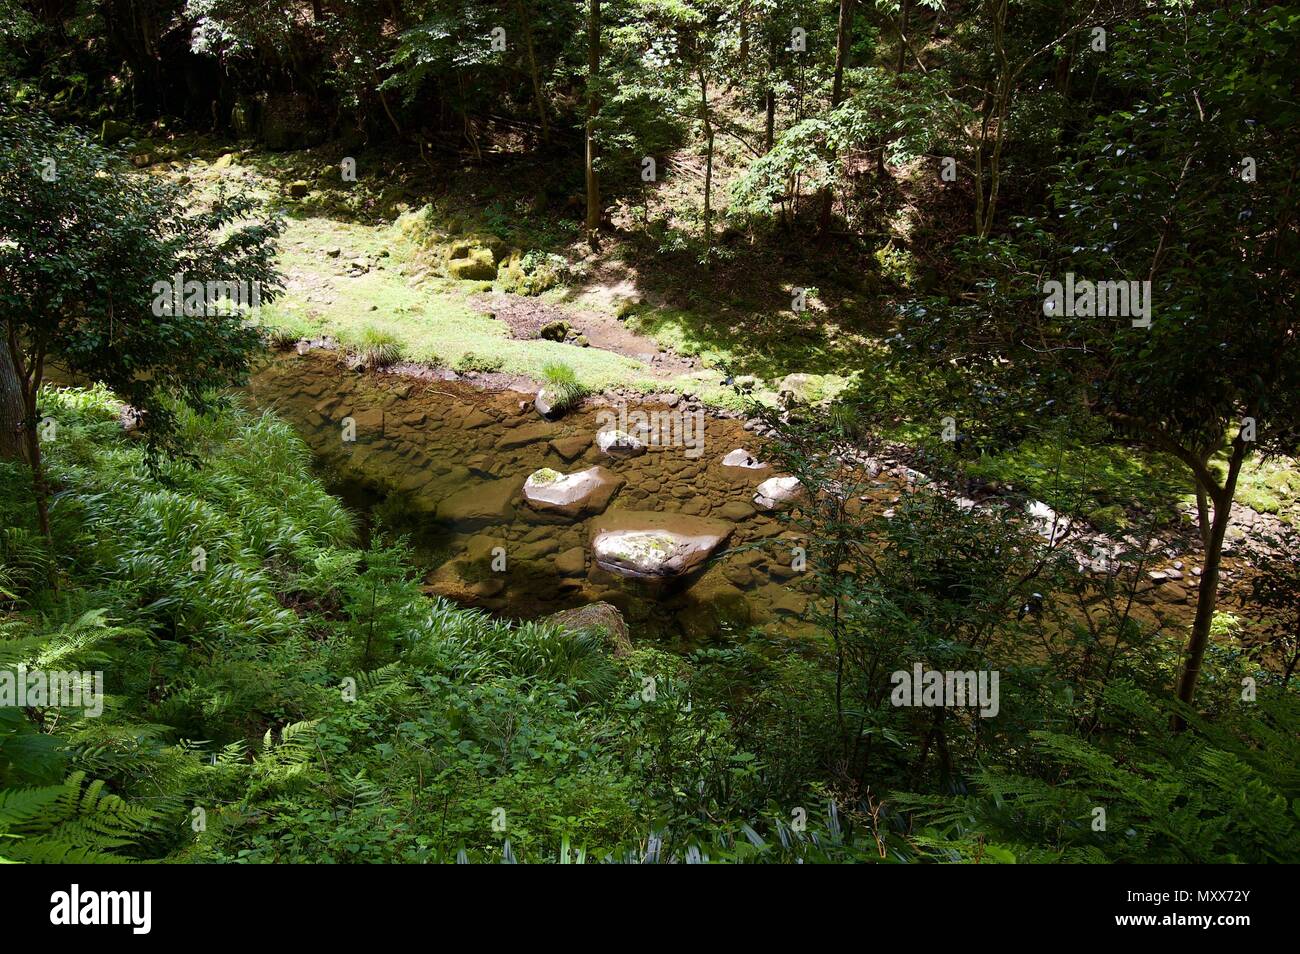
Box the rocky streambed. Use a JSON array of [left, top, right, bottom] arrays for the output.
[[245, 350, 1245, 648], [244, 350, 865, 646]]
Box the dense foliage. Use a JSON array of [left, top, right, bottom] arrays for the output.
[[0, 0, 1296, 864], [0, 389, 1294, 862]]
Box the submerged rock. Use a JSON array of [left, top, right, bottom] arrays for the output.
[[522, 465, 624, 517], [590, 510, 732, 579], [553, 546, 586, 576], [436, 476, 521, 526], [753, 476, 804, 511], [496, 422, 554, 449], [549, 435, 589, 461]]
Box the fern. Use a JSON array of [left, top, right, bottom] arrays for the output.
[[0, 772, 156, 863]]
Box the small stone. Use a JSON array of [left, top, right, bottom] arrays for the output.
[[596, 429, 646, 458], [534, 389, 560, 420], [716, 500, 755, 521], [722, 448, 767, 470], [554, 547, 587, 577]]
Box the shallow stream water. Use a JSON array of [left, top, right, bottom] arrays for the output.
[[243, 351, 860, 646]]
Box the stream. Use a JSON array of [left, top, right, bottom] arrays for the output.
[[242, 350, 851, 647]]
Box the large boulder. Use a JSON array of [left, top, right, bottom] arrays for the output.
[[543, 601, 632, 657], [777, 373, 817, 406], [590, 510, 733, 580], [447, 249, 498, 281], [445, 233, 509, 281], [522, 466, 624, 517], [753, 476, 804, 512]]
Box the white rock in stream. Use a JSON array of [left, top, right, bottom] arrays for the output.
[[753, 476, 804, 512], [1025, 499, 1071, 545], [534, 388, 560, 420], [721, 448, 767, 470], [522, 466, 623, 517], [590, 511, 733, 579], [596, 428, 646, 458]]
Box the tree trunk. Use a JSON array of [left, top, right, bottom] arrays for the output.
[[516, 0, 550, 144], [895, 0, 911, 72], [1174, 447, 1245, 727], [739, 0, 749, 68], [21, 384, 52, 545], [764, 88, 775, 152], [0, 335, 26, 462], [821, 0, 856, 233], [584, 0, 602, 238], [699, 68, 714, 265], [831, 0, 856, 106]]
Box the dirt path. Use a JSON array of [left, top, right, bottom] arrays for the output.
[[468, 291, 699, 379]]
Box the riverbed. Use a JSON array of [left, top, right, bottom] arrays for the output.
[[243, 349, 855, 647]]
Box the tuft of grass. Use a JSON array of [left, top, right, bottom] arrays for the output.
[[348, 325, 405, 368], [541, 361, 589, 414], [259, 307, 321, 348]]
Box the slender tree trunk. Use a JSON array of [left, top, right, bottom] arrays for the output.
[[584, 0, 602, 238], [22, 385, 51, 545], [698, 67, 714, 265], [763, 87, 775, 152], [895, 0, 911, 72], [820, 0, 856, 233], [831, 0, 856, 106], [739, 0, 749, 68], [1174, 449, 1245, 728], [5, 327, 53, 559], [0, 335, 26, 462], [515, 0, 550, 144]]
